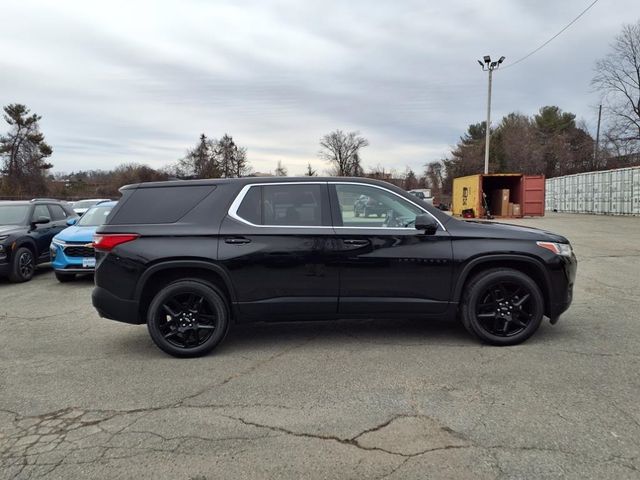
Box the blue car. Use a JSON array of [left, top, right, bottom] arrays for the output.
[[50, 201, 117, 282]]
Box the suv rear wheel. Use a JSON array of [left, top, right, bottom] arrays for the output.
[[147, 280, 230, 357], [461, 268, 544, 346]]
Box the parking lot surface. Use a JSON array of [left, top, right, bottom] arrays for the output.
[[1, 213, 639, 479]]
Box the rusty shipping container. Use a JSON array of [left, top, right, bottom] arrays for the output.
[[452, 173, 545, 218]]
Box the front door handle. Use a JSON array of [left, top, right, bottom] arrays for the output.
[[225, 237, 251, 245], [343, 239, 370, 247]]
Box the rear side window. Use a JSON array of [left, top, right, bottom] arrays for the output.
[[235, 184, 327, 226], [48, 204, 67, 221], [110, 186, 214, 224]]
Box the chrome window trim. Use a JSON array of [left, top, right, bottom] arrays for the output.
[[227, 181, 446, 232], [227, 182, 333, 229]]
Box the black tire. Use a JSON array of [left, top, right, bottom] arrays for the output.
[[9, 247, 35, 283], [55, 271, 75, 282], [460, 268, 544, 346], [147, 280, 230, 357]]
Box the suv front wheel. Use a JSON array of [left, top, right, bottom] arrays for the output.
[[9, 247, 35, 283], [461, 268, 544, 346], [147, 280, 230, 357]]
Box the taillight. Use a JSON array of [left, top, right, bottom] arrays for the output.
[[93, 234, 139, 252]]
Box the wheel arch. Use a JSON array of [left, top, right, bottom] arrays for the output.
[[13, 237, 37, 257], [453, 255, 552, 317], [135, 260, 238, 322]]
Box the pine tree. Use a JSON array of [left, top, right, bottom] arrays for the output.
[[0, 104, 53, 195]]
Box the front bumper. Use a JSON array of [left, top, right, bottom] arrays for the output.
[[51, 242, 96, 273], [92, 286, 142, 324], [0, 261, 10, 277], [548, 253, 577, 323], [0, 243, 11, 277]]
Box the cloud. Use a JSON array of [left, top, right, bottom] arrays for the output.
[[0, 0, 634, 175]]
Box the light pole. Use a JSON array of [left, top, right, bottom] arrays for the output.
[[477, 55, 505, 175]]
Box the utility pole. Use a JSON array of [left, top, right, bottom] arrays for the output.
[[477, 55, 505, 175], [593, 104, 602, 168]]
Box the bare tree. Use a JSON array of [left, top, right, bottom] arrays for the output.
[[304, 163, 317, 176], [216, 134, 250, 178], [403, 167, 419, 190], [424, 161, 444, 196], [319, 130, 369, 176], [592, 21, 640, 153], [274, 160, 288, 176]]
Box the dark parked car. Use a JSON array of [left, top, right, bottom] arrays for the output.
[[92, 178, 576, 357], [0, 199, 78, 282], [353, 194, 386, 217]]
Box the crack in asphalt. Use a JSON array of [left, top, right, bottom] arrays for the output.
[[224, 413, 470, 458]]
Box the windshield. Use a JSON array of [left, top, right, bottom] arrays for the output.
[[0, 205, 30, 225], [77, 205, 114, 226], [74, 200, 102, 209]]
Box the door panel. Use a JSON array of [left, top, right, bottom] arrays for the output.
[[330, 183, 453, 315], [219, 183, 338, 319], [30, 205, 53, 258], [334, 229, 452, 314]]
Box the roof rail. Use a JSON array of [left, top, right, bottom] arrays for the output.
[[30, 198, 60, 202]]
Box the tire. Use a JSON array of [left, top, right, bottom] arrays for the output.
[[55, 272, 75, 282], [460, 268, 544, 346], [9, 247, 35, 283], [147, 280, 230, 357]]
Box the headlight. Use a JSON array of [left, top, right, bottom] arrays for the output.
[[536, 241, 573, 257], [0, 235, 8, 242], [52, 238, 67, 246]]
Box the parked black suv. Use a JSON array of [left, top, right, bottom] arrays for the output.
[[92, 178, 576, 357], [0, 199, 78, 282]]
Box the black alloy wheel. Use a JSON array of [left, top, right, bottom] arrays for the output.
[[475, 281, 534, 337], [147, 280, 230, 357], [9, 247, 35, 282], [461, 268, 544, 346]]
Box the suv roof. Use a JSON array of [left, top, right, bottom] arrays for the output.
[[121, 176, 406, 191], [0, 199, 66, 206]]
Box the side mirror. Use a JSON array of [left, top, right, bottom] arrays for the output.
[[415, 214, 438, 235], [31, 217, 50, 229], [66, 218, 77, 226]]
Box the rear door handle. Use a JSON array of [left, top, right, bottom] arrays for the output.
[[343, 239, 369, 247], [225, 237, 251, 245]]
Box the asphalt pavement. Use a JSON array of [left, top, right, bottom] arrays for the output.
[[1, 212, 639, 479]]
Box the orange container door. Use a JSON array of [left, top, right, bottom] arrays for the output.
[[522, 175, 545, 216]]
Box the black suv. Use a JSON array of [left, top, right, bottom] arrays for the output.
[[92, 178, 576, 357], [0, 199, 78, 282]]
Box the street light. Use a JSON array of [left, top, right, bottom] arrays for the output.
[[478, 55, 505, 175]]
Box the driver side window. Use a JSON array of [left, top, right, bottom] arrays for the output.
[[31, 205, 49, 222], [334, 184, 423, 228]]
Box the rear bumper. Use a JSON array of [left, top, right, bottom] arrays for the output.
[[92, 286, 142, 324]]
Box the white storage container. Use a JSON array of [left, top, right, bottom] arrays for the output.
[[545, 166, 639, 215]]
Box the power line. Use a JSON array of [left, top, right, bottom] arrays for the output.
[[502, 0, 602, 70]]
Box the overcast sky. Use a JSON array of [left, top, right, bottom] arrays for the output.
[[0, 0, 636, 175]]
